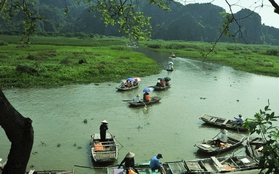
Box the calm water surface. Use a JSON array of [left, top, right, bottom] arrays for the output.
[[1, 51, 279, 173]]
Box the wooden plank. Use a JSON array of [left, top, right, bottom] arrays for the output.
[[210, 118, 217, 122], [167, 162, 187, 174], [185, 161, 203, 171], [210, 156, 223, 169], [201, 162, 215, 172], [28, 169, 35, 174], [222, 119, 229, 124]]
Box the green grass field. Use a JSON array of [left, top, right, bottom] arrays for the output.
[[1, 35, 279, 89]]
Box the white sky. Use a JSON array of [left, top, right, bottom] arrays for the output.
[[176, 0, 279, 28]]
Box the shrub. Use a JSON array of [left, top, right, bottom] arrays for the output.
[[16, 65, 38, 75]]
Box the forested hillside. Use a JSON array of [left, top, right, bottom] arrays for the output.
[[1, 0, 279, 45]]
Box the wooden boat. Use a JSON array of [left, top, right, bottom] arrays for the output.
[[170, 53, 176, 58], [195, 134, 246, 154], [27, 169, 74, 174], [107, 160, 188, 174], [149, 85, 171, 91], [90, 132, 118, 163], [245, 136, 265, 161], [128, 96, 161, 107], [166, 68, 174, 71], [184, 155, 258, 173], [116, 84, 139, 91], [200, 114, 248, 131]]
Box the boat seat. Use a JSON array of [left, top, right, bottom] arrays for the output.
[[201, 162, 215, 172], [210, 156, 223, 170], [222, 119, 229, 124], [210, 118, 217, 122]]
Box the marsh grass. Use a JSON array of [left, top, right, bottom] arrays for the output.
[[1, 35, 279, 89], [0, 36, 160, 89]]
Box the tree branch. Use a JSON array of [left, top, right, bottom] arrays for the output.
[[269, 0, 279, 14]]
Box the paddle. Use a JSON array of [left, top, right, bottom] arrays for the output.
[[142, 100, 147, 108], [108, 131, 124, 148], [122, 99, 133, 102], [213, 131, 221, 139]]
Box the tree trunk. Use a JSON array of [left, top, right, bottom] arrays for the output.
[[0, 89, 34, 174]]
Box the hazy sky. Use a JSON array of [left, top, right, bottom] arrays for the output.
[[176, 0, 279, 28]]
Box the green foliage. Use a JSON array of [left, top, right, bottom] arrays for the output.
[[1, 0, 171, 41], [266, 49, 279, 56], [244, 102, 279, 173]]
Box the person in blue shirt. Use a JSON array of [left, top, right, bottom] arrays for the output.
[[150, 154, 164, 173], [233, 114, 243, 126]]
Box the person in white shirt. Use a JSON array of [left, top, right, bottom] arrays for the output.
[[215, 129, 228, 147]]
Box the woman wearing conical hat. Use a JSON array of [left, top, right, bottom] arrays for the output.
[[118, 152, 139, 173], [99, 120, 108, 141]]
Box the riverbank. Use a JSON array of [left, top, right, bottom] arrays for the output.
[[1, 35, 279, 89]]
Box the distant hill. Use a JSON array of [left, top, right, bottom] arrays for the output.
[[0, 0, 279, 45]]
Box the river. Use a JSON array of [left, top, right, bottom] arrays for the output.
[[1, 49, 279, 173]]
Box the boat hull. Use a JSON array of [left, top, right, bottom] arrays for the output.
[[200, 114, 248, 131], [128, 96, 161, 107], [184, 155, 258, 173], [116, 85, 139, 91], [149, 85, 171, 91], [90, 133, 118, 163], [195, 134, 246, 154]]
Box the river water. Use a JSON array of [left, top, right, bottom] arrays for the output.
[[1, 49, 279, 173]]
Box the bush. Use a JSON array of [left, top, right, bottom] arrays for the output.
[[147, 44, 161, 49], [16, 65, 38, 75]]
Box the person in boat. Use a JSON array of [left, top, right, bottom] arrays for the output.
[[143, 92, 150, 102], [99, 120, 108, 141], [156, 78, 164, 87], [156, 80, 161, 86], [133, 94, 140, 103], [214, 129, 228, 147], [118, 152, 139, 174], [125, 80, 132, 87], [164, 78, 170, 86], [133, 78, 138, 86], [150, 154, 164, 174], [159, 79, 164, 86], [233, 114, 243, 126], [120, 81, 125, 88], [167, 64, 172, 70]]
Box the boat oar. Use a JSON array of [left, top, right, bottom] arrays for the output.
[[213, 131, 221, 139], [122, 99, 133, 102], [108, 131, 124, 148], [74, 165, 95, 169], [142, 101, 147, 109]]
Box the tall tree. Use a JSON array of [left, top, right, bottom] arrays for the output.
[[0, 90, 34, 174]]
